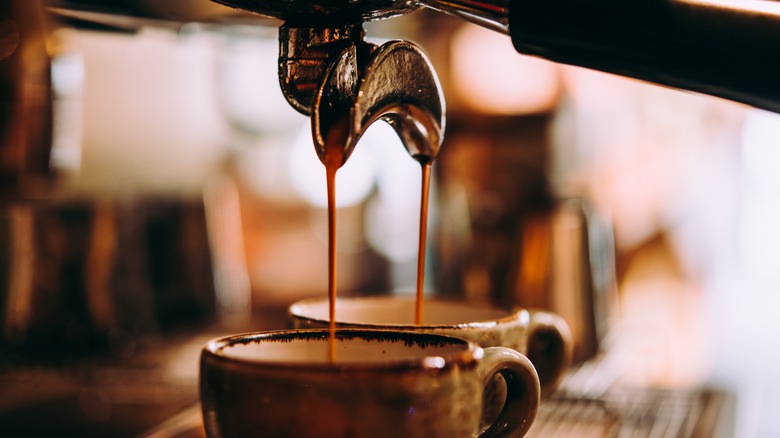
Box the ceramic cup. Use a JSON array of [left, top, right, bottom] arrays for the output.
[[200, 329, 540, 438], [288, 296, 572, 398]]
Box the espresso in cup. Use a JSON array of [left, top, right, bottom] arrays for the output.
[[289, 295, 572, 398], [200, 329, 539, 438]]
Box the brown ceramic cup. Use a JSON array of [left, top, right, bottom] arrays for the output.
[[200, 329, 540, 438], [288, 296, 572, 398]]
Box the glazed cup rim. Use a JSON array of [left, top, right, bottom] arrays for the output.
[[288, 295, 527, 329], [201, 328, 483, 372]]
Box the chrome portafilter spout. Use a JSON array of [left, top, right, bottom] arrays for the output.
[[278, 22, 444, 167], [311, 36, 444, 166], [208, 0, 444, 164]]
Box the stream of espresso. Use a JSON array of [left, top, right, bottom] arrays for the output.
[[324, 124, 348, 362], [323, 122, 435, 357], [415, 158, 432, 325]]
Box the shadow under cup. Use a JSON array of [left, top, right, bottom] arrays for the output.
[[200, 329, 540, 438], [288, 296, 573, 398]]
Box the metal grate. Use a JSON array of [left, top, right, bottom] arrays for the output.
[[140, 386, 732, 438], [526, 396, 617, 438], [526, 388, 731, 438]]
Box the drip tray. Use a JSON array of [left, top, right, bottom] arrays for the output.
[[140, 387, 734, 438], [526, 387, 734, 438]]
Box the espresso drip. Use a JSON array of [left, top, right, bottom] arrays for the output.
[[415, 157, 432, 325], [322, 138, 435, 354], [323, 121, 349, 362]]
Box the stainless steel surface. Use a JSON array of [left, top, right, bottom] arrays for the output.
[[422, 0, 510, 34], [507, 198, 618, 363], [526, 388, 733, 438], [208, 0, 419, 23], [312, 38, 444, 165], [524, 347, 736, 437], [206, 0, 511, 31], [138, 389, 735, 438], [46, 0, 261, 31], [209, 0, 508, 32], [278, 24, 367, 116], [277, 22, 444, 165]]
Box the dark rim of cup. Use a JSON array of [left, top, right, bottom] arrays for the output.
[[201, 329, 482, 372], [288, 296, 527, 329]]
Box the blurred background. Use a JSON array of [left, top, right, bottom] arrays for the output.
[[2, 2, 779, 437]]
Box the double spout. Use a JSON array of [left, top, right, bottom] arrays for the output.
[[279, 23, 444, 166]]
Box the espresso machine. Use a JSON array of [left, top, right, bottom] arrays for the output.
[[6, 0, 780, 436]]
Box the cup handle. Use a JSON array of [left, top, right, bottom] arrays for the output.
[[528, 310, 573, 398], [477, 347, 540, 438]]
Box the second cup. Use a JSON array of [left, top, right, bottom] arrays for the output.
[[289, 295, 572, 398]]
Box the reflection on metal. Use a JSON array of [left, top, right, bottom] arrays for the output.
[[423, 0, 511, 34], [278, 24, 367, 116], [209, 0, 419, 23], [207, 0, 512, 31], [526, 388, 733, 438], [311, 38, 445, 167]]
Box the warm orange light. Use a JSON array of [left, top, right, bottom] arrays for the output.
[[450, 23, 560, 115], [683, 0, 780, 16]]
